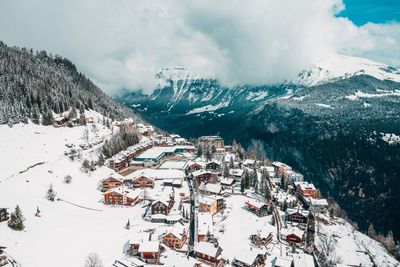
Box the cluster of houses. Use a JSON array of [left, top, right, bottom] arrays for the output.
[[97, 123, 327, 266]]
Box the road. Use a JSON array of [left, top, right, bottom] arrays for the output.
[[186, 174, 195, 256]]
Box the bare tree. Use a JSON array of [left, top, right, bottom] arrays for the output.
[[85, 253, 103, 267], [321, 234, 335, 257]]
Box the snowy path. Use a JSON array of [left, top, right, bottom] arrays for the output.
[[58, 199, 103, 212]]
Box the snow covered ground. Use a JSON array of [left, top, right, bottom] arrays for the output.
[[315, 215, 399, 267]]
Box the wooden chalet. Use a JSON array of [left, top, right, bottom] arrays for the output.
[[137, 241, 161, 264], [199, 196, 225, 215], [232, 251, 265, 267], [103, 186, 140, 206], [128, 232, 151, 256], [192, 170, 217, 185], [187, 162, 204, 172], [151, 195, 175, 215], [199, 182, 223, 196], [101, 174, 124, 192], [281, 228, 304, 244], [285, 208, 309, 224], [163, 223, 187, 249], [131, 175, 154, 188], [0, 209, 9, 222], [244, 199, 272, 217], [205, 161, 221, 171], [194, 241, 223, 266]]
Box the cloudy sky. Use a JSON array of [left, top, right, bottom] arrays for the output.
[[0, 0, 399, 94]]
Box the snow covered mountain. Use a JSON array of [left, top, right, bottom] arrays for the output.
[[294, 54, 400, 86], [119, 54, 400, 117]]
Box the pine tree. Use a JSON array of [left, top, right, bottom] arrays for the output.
[[244, 170, 250, 189], [229, 156, 234, 169], [205, 146, 212, 161], [385, 231, 395, 252], [35, 206, 41, 217], [271, 214, 275, 226], [367, 223, 376, 239], [223, 163, 230, 177], [47, 183, 57, 201], [8, 205, 25, 230], [125, 219, 130, 230], [240, 177, 245, 193], [282, 201, 288, 212], [41, 109, 54, 126]]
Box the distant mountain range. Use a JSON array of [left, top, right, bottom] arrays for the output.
[[117, 54, 400, 241]]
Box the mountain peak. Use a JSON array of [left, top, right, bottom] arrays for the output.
[[294, 54, 400, 86]]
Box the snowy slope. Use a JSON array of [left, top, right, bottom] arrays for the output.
[[294, 54, 400, 86], [315, 215, 399, 267]]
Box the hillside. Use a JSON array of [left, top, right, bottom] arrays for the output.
[[0, 41, 140, 125]]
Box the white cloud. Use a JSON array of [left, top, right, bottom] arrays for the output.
[[0, 0, 398, 94]]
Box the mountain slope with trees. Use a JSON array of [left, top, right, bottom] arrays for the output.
[[0, 41, 140, 125]]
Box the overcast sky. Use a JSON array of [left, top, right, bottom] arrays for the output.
[[0, 0, 399, 94]]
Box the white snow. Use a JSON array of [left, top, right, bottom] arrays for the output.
[[294, 54, 400, 86], [246, 91, 269, 101], [345, 89, 400, 101], [315, 103, 333, 109], [186, 101, 230, 115]]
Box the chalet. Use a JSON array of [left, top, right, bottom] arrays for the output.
[[125, 168, 185, 183], [163, 222, 187, 249], [272, 257, 293, 267], [219, 178, 235, 188], [284, 170, 304, 183], [192, 170, 217, 185], [0, 246, 6, 267], [293, 253, 315, 267], [108, 156, 128, 172], [307, 198, 328, 211], [250, 232, 273, 247], [187, 162, 204, 172], [198, 196, 225, 215], [296, 182, 317, 199], [151, 195, 175, 215], [281, 227, 304, 244], [243, 159, 256, 168], [232, 250, 265, 267], [272, 162, 292, 177], [197, 212, 213, 242], [101, 173, 124, 192], [163, 179, 183, 188], [103, 186, 140, 206], [229, 169, 245, 180], [54, 116, 69, 126], [198, 136, 224, 149], [194, 241, 223, 266], [244, 199, 272, 217], [137, 241, 161, 264], [0, 209, 9, 222], [128, 232, 151, 255], [285, 208, 309, 224], [199, 182, 223, 196], [205, 160, 221, 171], [131, 175, 154, 188]]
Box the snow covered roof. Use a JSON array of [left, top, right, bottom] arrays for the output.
[[125, 168, 185, 181], [309, 198, 328, 207], [199, 182, 222, 194], [102, 172, 124, 182], [297, 182, 316, 191], [165, 222, 186, 239], [135, 147, 168, 160], [194, 241, 221, 257], [274, 256, 293, 267], [244, 198, 271, 210], [159, 160, 188, 170], [234, 250, 261, 265], [103, 186, 141, 200], [192, 169, 212, 177], [198, 212, 213, 235], [272, 161, 291, 169], [229, 168, 244, 177], [199, 195, 224, 205], [281, 227, 304, 238], [129, 232, 150, 244], [220, 177, 235, 185], [286, 208, 310, 218], [138, 241, 160, 253], [243, 159, 255, 165], [293, 253, 315, 267]]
